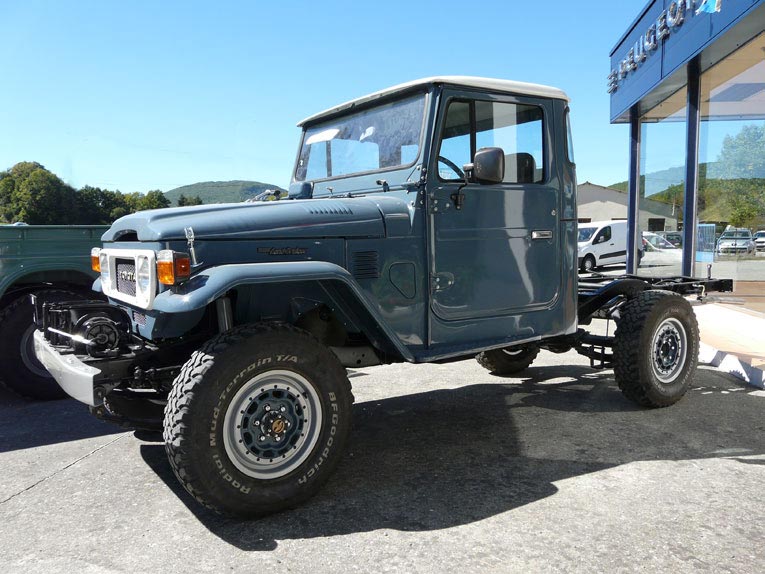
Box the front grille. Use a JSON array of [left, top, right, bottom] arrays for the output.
[[116, 259, 136, 296]]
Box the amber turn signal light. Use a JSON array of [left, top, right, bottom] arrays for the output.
[[91, 248, 101, 272], [157, 250, 192, 286]]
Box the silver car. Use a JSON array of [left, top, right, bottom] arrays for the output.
[[716, 229, 755, 255]]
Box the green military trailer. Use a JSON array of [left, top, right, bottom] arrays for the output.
[[0, 224, 107, 399]]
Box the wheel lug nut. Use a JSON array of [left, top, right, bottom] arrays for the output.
[[259, 435, 266, 441], [280, 406, 286, 412], [275, 436, 282, 442], [265, 405, 271, 411], [254, 421, 260, 426]]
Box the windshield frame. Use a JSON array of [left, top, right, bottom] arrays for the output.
[[292, 89, 430, 186]]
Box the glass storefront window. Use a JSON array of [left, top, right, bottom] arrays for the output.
[[698, 32, 765, 313], [637, 89, 687, 277]]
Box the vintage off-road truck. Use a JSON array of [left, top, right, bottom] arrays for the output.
[[33, 77, 731, 516]]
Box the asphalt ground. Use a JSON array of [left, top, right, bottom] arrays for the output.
[[1, 347, 764, 573]]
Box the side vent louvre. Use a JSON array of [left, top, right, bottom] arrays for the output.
[[352, 251, 380, 279]]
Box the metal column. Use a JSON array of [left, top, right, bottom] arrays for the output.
[[682, 57, 701, 277], [626, 105, 641, 274]]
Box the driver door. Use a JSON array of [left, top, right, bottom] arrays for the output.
[[428, 90, 561, 322]]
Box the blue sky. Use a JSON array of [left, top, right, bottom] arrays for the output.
[[0, 1, 645, 193]]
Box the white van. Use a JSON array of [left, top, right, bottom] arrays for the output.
[[577, 220, 628, 272]]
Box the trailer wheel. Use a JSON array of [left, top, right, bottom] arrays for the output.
[[476, 345, 539, 375], [613, 290, 699, 408], [580, 255, 596, 273], [0, 289, 87, 400], [164, 322, 353, 517]]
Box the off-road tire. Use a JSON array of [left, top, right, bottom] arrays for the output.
[[476, 345, 540, 375], [0, 289, 87, 400], [580, 255, 596, 273], [613, 290, 699, 408], [163, 322, 353, 517]]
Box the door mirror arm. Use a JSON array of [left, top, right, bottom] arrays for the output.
[[450, 163, 473, 211]]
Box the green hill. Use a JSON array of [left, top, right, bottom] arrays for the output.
[[164, 180, 287, 206]]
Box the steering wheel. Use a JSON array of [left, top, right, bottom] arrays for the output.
[[437, 155, 464, 179]]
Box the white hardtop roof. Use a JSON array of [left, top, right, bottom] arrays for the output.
[[297, 76, 570, 127]]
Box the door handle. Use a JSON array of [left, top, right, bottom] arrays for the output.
[[532, 230, 553, 240]]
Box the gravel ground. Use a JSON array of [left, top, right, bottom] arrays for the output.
[[1, 348, 764, 574]]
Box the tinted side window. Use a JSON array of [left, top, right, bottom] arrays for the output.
[[437, 99, 545, 184]]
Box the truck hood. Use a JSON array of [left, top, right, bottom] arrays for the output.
[[102, 197, 412, 242]]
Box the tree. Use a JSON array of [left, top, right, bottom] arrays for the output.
[[0, 171, 15, 222], [1, 161, 178, 224], [10, 166, 77, 224], [139, 190, 170, 211], [717, 124, 765, 179], [727, 188, 764, 229], [177, 194, 203, 206]]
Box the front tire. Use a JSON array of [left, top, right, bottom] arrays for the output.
[[163, 323, 353, 517], [613, 290, 699, 408], [0, 289, 87, 400], [580, 255, 596, 273], [476, 345, 539, 375]]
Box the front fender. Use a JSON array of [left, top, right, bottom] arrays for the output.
[[152, 261, 413, 361]]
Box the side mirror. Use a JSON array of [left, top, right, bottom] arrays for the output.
[[466, 147, 505, 185]]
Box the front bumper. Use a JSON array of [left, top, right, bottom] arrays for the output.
[[718, 245, 751, 254], [33, 331, 103, 406]]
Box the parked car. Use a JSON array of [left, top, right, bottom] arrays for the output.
[[641, 232, 682, 268], [656, 230, 683, 247], [754, 230, 765, 252], [716, 228, 755, 255], [577, 220, 628, 272]]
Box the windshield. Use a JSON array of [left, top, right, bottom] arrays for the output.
[[578, 227, 597, 242], [720, 232, 751, 239], [294, 94, 426, 183]]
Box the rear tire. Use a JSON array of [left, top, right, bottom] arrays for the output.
[[0, 289, 87, 400], [163, 323, 353, 517], [613, 290, 699, 408], [476, 345, 539, 375]]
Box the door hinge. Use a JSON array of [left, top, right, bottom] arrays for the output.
[[431, 272, 454, 292]]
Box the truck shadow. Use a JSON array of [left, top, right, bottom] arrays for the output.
[[138, 365, 763, 551], [0, 387, 121, 453]]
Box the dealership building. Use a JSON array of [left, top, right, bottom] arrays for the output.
[[610, 0, 765, 309]]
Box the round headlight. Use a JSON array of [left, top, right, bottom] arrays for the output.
[[136, 256, 152, 293]]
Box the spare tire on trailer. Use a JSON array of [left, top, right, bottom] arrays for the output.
[[613, 290, 699, 408], [0, 289, 88, 400]]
